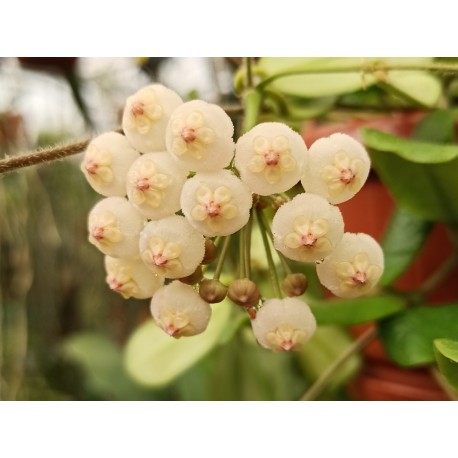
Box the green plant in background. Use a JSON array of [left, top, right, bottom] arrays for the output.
[[1, 57, 457, 401]]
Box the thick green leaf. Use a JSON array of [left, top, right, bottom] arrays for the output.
[[309, 295, 405, 325], [414, 110, 458, 143], [380, 208, 433, 286], [362, 129, 458, 222], [123, 299, 231, 387], [434, 339, 458, 390], [258, 57, 433, 98], [362, 129, 458, 164], [383, 72, 442, 107], [379, 303, 458, 366], [61, 333, 155, 400], [285, 96, 337, 120]]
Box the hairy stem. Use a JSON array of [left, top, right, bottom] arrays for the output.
[[299, 326, 377, 401]]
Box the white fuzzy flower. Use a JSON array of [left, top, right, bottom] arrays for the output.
[[251, 297, 316, 352], [80, 132, 140, 197], [165, 100, 234, 172], [139, 215, 205, 279], [272, 193, 344, 263], [180, 170, 252, 236], [104, 256, 164, 299], [301, 133, 370, 204], [87, 197, 145, 258], [316, 232, 384, 298], [122, 84, 183, 153], [234, 122, 307, 195], [126, 152, 187, 219], [150, 281, 211, 338]]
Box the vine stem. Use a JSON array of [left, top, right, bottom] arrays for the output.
[[418, 252, 458, 297], [257, 61, 458, 90], [256, 208, 282, 298], [213, 236, 231, 281], [244, 212, 253, 279], [0, 138, 90, 174], [239, 226, 246, 279], [299, 326, 377, 401]]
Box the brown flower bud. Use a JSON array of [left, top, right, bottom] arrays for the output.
[[201, 239, 217, 265], [179, 266, 203, 285], [228, 278, 260, 308], [199, 279, 228, 303], [282, 273, 308, 297]]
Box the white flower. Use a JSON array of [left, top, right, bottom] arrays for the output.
[[139, 215, 205, 279], [80, 132, 139, 197], [272, 193, 344, 263], [122, 84, 183, 153], [301, 133, 370, 204], [251, 297, 316, 352], [126, 152, 187, 219], [316, 232, 384, 298], [150, 281, 211, 338], [87, 197, 145, 258], [104, 256, 164, 299], [165, 100, 234, 172], [234, 122, 307, 195], [180, 170, 252, 236]]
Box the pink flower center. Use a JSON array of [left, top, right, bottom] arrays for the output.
[[108, 278, 123, 292], [264, 150, 280, 167], [165, 324, 179, 337], [91, 226, 105, 241], [340, 168, 355, 184], [153, 254, 168, 267], [352, 271, 367, 284], [206, 201, 221, 218], [136, 177, 150, 191], [85, 159, 98, 175], [280, 340, 294, 351], [181, 127, 196, 144], [301, 233, 316, 247], [131, 102, 144, 117]]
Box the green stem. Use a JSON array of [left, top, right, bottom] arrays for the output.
[[244, 57, 254, 88], [245, 212, 253, 280], [213, 235, 231, 281], [257, 62, 458, 91], [243, 89, 262, 133], [418, 253, 458, 297], [256, 208, 282, 298], [299, 327, 376, 401], [239, 227, 246, 279]]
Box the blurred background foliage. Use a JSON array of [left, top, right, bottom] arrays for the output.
[[1, 57, 458, 401]]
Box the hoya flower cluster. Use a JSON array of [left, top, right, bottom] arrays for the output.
[[81, 83, 384, 353]]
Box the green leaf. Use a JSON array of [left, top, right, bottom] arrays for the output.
[[414, 109, 458, 143], [259, 57, 376, 98], [380, 208, 433, 286], [383, 72, 442, 107], [434, 339, 458, 390], [379, 303, 458, 366], [285, 96, 337, 120], [309, 295, 406, 326], [362, 129, 458, 222], [123, 299, 231, 387], [362, 129, 458, 164], [61, 333, 155, 400]]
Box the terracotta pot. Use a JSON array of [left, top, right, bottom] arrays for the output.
[[302, 115, 458, 401]]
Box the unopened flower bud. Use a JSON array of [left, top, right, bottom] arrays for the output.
[[282, 273, 308, 297], [151, 281, 211, 338], [228, 278, 260, 308], [251, 297, 316, 352], [179, 265, 204, 285], [199, 279, 228, 303], [201, 239, 217, 265]]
